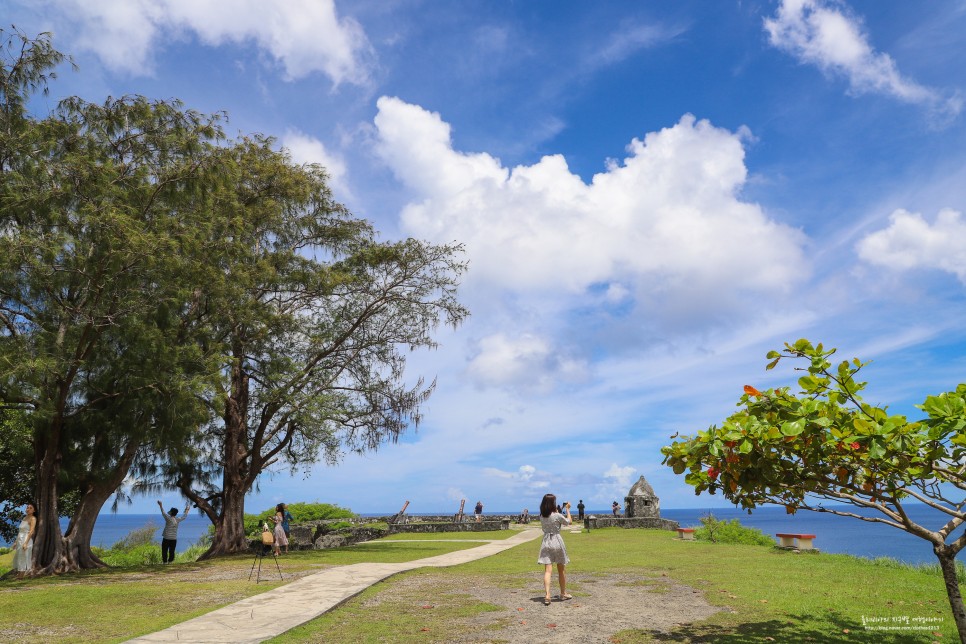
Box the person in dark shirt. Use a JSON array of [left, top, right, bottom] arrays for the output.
[[577, 499, 585, 521]]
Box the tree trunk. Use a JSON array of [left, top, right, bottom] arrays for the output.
[[60, 437, 141, 570], [62, 500, 107, 570], [196, 350, 252, 561], [197, 483, 248, 560], [935, 546, 966, 643], [31, 425, 74, 575]]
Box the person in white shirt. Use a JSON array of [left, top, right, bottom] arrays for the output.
[[157, 500, 190, 564]]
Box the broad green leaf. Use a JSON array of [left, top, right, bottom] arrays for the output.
[[780, 419, 805, 436]]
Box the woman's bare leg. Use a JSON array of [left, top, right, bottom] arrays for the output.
[[557, 563, 567, 597], [543, 564, 553, 599]]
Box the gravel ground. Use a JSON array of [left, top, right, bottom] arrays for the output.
[[365, 570, 723, 643]]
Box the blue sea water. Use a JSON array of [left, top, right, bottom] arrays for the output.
[[60, 514, 210, 553], [498, 503, 955, 565], [659, 505, 957, 565], [5, 503, 956, 563]]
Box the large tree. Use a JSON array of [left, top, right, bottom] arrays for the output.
[[0, 30, 224, 572], [157, 138, 468, 558], [662, 339, 966, 642]]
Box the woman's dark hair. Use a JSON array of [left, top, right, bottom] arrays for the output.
[[276, 503, 285, 514], [540, 494, 557, 518], [169, 507, 179, 516]]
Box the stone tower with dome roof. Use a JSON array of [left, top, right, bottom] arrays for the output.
[[624, 475, 661, 519]]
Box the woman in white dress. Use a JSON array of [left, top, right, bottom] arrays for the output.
[[272, 503, 289, 556], [13, 503, 36, 576], [536, 493, 572, 605]]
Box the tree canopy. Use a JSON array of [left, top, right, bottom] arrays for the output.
[[1, 29, 467, 572], [662, 339, 966, 641]]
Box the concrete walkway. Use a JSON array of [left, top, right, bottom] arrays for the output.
[[125, 528, 542, 644]]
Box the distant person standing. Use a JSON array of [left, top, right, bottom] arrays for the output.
[[537, 494, 572, 605], [158, 500, 190, 564], [475, 500, 483, 523], [273, 503, 289, 555], [280, 503, 294, 550], [577, 500, 585, 521], [611, 501, 620, 517], [12, 503, 36, 577]]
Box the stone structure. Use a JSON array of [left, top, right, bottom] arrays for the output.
[[586, 475, 678, 531], [253, 517, 512, 551], [625, 475, 661, 518]]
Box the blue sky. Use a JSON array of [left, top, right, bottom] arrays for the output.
[[9, 0, 966, 515]]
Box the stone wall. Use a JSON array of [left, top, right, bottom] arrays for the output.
[[585, 517, 679, 531], [387, 520, 510, 534], [251, 518, 513, 551]]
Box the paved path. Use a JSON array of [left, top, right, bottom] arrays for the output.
[[125, 528, 542, 644]]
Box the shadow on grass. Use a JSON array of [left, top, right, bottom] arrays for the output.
[[629, 610, 945, 643]]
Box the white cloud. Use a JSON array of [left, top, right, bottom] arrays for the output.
[[588, 22, 685, 68], [856, 208, 966, 282], [281, 129, 349, 197], [482, 464, 538, 483], [373, 96, 808, 320], [466, 333, 589, 392], [598, 463, 637, 502], [446, 487, 466, 503], [764, 0, 961, 118], [603, 463, 637, 488], [31, 0, 372, 83]]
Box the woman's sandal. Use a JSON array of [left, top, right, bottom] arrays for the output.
[[559, 594, 573, 601], [543, 597, 551, 606]]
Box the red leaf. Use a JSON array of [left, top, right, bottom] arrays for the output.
[[744, 385, 763, 397]]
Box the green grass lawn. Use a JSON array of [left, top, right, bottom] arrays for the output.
[[273, 528, 955, 643], [0, 529, 956, 643], [0, 538, 483, 643]]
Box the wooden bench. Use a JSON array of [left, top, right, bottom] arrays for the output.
[[677, 527, 695, 541], [776, 533, 816, 550]]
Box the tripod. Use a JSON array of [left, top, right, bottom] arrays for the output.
[[249, 544, 283, 583]]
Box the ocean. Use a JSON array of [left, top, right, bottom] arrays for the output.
[[5, 503, 956, 563]]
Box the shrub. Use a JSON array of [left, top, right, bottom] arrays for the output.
[[244, 502, 355, 535], [92, 524, 162, 567], [100, 542, 162, 567], [174, 544, 207, 563], [327, 521, 353, 531], [693, 513, 774, 546], [110, 523, 158, 550]]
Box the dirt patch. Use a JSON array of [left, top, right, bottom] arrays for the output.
[[365, 571, 723, 643]]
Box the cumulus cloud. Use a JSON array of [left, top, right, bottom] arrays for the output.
[[596, 463, 637, 502], [856, 208, 966, 282], [764, 0, 961, 118], [466, 333, 589, 392], [29, 0, 372, 83], [603, 463, 637, 488], [281, 129, 349, 196], [373, 95, 808, 317]]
